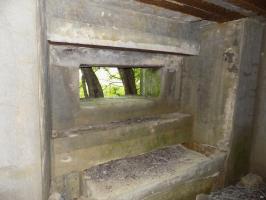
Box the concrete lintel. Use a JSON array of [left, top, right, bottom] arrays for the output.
[[50, 45, 182, 68]]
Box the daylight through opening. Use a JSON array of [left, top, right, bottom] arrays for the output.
[[79, 65, 161, 100]]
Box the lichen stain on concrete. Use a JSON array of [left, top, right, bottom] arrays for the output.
[[224, 48, 239, 73]]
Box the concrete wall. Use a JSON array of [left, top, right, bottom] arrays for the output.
[[49, 45, 183, 130], [225, 20, 263, 184], [250, 25, 266, 179], [46, 0, 199, 55], [181, 19, 264, 184], [0, 0, 50, 200], [141, 68, 161, 97], [49, 45, 191, 198], [181, 20, 244, 147]]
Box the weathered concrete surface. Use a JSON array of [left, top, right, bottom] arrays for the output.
[[141, 69, 161, 97], [181, 20, 243, 147], [50, 65, 80, 130], [225, 20, 264, 184], [49, 43, 186, 198], [46, 0, 200, 55], [51, 172, 81, 200], [250, 26, 266, 179], [40, 1, 52, 199], [52, 113, 192, 177], [0, 0, 50, 200], [82, 145, 225, 200], [76, 97, 177, 128], [50, 46, 183, 130], [55, 0, 199, 22], [50, 45, 181, 68], [181, 19, 264, 184]]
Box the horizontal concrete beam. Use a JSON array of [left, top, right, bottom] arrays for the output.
[[75, 98, 180, 128], [47, 0, 200, 55], [50, 45, 182, 68]]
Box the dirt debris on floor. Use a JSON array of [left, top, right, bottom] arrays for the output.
[[209, 184, 266, 200], [82, 144, 215, 200], [200, 174, 266, 200], [84, 145, 190, 182]]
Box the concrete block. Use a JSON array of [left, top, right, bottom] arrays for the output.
[[81, 145, 225, 200]]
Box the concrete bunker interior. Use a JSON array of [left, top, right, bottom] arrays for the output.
[[48, 19, 263, 199], [2, 1, 266, 200], [50, 46, 203, 199]]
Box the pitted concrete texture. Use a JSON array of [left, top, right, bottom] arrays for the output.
[[82, 145, 225, 200], [208, 183, 266, 200], [0, 0, 50, 199], [52, 112, 192, 177]]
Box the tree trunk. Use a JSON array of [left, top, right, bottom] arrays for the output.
[[118, 68, 137, 95], [81, 67, 104, 98], [81, 75, 89, 99]]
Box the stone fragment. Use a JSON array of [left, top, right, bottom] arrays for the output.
[[239, 173, 264, 188]]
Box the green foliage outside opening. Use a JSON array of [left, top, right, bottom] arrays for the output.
[[80, 67, 141, 99]]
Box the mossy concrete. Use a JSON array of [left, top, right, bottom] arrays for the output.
[[141, 69, 161, 97], [52, 113, 192, 177], [141, 177, 214, 200]]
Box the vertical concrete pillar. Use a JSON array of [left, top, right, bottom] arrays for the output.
[[249, 26, 266, 179], [0, 0, 50, 200], [225, 20, 264, 184], [181, 19, 264, 184], [49, 65, 80, 130]]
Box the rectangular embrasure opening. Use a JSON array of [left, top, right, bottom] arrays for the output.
[[79, 65, 161, 101]]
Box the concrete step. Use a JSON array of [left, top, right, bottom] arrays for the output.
[[52, 112, 192, 177], [81, 144, 225, 200]]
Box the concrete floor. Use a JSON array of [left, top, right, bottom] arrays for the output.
[[208, 184, 266, 200]]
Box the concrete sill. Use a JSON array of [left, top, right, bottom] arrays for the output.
[[75, 96, 178, 127]]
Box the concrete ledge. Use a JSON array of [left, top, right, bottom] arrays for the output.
[[75, 97, 179, 127], [52, 112, 192, 177], [82, 145, 225, 200]]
